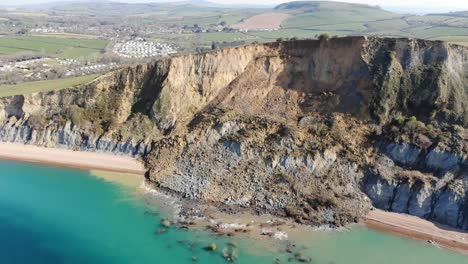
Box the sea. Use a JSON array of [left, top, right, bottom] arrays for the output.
[[0, 160, 466, 264]]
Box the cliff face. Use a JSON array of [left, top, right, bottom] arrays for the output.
[[0, 36, 466, 228], [364, 144, 467, 229]]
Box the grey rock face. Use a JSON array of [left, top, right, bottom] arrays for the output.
[[0, 120, 150, 158], [384, 143, 421, 166], [364, 142, 468, 230], [425, 149, 466, 172]]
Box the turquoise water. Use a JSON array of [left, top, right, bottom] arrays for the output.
[[0, 160, 467, 264]]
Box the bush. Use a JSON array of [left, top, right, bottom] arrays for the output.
[[27, 114, 47, 130], [426, 124, 437, 138], [405, 119, 426, 134], [115, 113, 159, 141], [438, 132, 451, 143], [318, 33, 330, 41], [307, 194, 338, 208], [313, 123, 329, 136], [285, 204, 302, 217], [66, 106, 87, 126], [454, 125, 465, 134], [393, 115, 406, 126], [277, 171, 294, 183]]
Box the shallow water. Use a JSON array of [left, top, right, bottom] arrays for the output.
[[0, 160, 466, 264]]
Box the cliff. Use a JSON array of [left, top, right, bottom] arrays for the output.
[[0, 36, 466, 228]]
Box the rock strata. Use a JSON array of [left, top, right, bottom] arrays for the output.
[[0, 37, 466, 229]]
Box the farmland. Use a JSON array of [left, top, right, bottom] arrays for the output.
[[0, 74, 99, 97], [430, 36, 468, 46], [0, 0, 467, 56], [0, 36, 108, 58], [232, 13, 290, 31]]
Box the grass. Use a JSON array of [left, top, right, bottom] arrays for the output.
[[171, 14, 248, 27], [422, 28, 468, 39], [0, 46, 25, 54], [430, 36, 468, 46], [366, 19, 409, 31], [31, 33, 99, 39], [0, 35, 108, 58], [301, 22, 368, 32], [0, 74, 99, 97], [280, 1, 399, 29]]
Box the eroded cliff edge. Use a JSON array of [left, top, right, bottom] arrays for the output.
[[0, 36, 466, 229]]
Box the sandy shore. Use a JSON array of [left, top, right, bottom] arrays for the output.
[[2, 142, 467, 255], [0, 142, 145, 175], [363, 209, 468, 254]]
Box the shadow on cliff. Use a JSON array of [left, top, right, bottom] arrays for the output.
[[129, 62, 169, 116], [272, 38, 374, 118]]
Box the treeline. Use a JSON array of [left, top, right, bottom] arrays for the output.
[[195, 40, 247, 53]]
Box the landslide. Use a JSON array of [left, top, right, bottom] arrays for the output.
[[0, 36, 466, 228]]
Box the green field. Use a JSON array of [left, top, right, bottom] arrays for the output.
[[172, 14, 247, 27], [1, 0, 467, 56], [31, 33, 100, 39], [430, 36, 468, 46], [0, 36, 108, 58], [0, 74, 99, 97], [213, 1, 468, 44]]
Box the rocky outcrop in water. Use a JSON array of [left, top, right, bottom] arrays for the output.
[[0, 36, 466, 228]]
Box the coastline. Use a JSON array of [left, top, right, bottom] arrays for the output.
[[0, 142, 145, 175], [363, 209, 468, 255], [1, 142, 468, 255]]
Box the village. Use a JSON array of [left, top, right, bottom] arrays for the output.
[[113, 40, 177, 58], [0, 57, 118, 85], [0, 36, 178, 85]]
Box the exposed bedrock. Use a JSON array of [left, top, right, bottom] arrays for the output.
[[364, 143, 468, 229], [0, 36, 466, 228]]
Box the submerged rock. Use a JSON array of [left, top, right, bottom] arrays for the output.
[[0, 37, 466, 230], [161, 219, 172, 227]]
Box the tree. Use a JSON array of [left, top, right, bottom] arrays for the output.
[[318, 33, 330, 41], [16, 28, 28, 35]]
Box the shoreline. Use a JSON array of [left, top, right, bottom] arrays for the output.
[[363, 209, 468, 255], [0, 142, 145, 175], [1, 142, 468, 255]]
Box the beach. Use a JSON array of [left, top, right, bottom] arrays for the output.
[[0, 142, 145, 175], [363, 209, 468, 254], [1, 142, 467, 256]]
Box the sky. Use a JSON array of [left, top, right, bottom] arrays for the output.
[[1, 0, 467, 13]]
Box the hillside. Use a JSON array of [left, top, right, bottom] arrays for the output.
[[1, 1, 467, 50], [0, 37, 466, 229]]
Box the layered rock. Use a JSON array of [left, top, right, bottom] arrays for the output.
[[0, 36, 466, 228], [364, 143, 467, 229], [0, 117, 150, 157]]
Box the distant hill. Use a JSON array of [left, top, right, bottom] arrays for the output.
[[274, 1, 320, 10], [0, 0, 467, 48], [274, 1, 382, 12], [1, 0, 109, 9], [430, 11, 468, 17]]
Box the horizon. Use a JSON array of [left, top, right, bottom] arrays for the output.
[[1, 0, 467, 14]]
